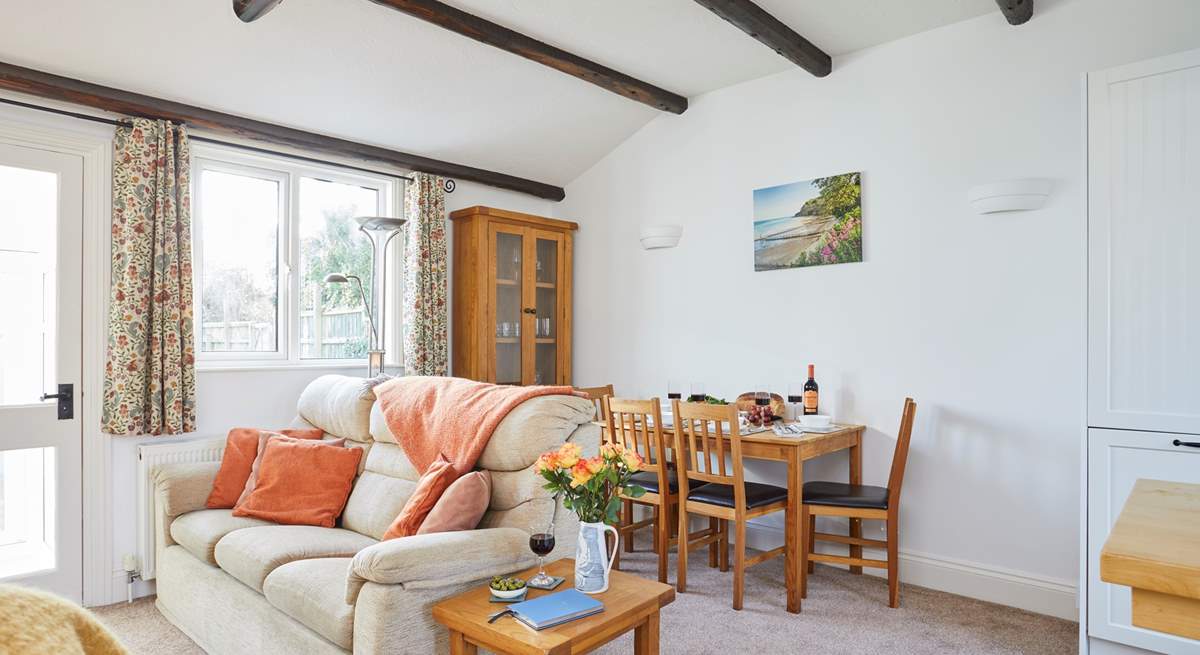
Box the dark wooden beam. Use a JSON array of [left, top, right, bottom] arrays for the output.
[[364, 0, 688, 114], [693, 0, 831, 78], [0, 61, 565, 201], [233, 0, 286, 23], [995, 0, 1033, 25]]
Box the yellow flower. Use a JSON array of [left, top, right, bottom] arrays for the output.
[[534, 452, 560, 474], [620, 449, 643, 472], [600, 442, 624, 459], [556, 442, 582, 469], [569, 456, 606, 488]]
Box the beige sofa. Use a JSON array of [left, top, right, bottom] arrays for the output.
[[152, 375, 598, 654]]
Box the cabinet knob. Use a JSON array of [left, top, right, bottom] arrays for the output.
[[523, 307, 536, 314]]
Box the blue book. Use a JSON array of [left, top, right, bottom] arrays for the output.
[[507, 589, 604, 630]]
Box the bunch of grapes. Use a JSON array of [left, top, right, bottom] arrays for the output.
[[746, 405, 774, 426]]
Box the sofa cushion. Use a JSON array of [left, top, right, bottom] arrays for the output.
[[207, 427, 324, 508], [170, 509, 273, 566], [215, 525, 376, 592], [341, 443, 418, 540], [233, 437, 363, 528], [477, 395, 595, 471], [263, 558, 355, 650], [296, 375, 380, 443], [383, 455, 456, 540]]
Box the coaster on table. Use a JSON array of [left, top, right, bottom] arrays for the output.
[[490, 588, 528, 603], [526, 576, 565, 591]]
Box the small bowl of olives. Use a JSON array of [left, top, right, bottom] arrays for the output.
[[489, 575, 527, 599]]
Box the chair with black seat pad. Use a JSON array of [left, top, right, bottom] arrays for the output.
[[672, 400, 789, 610], [602, 396, 678, 583], [803, 397, 916, 608]]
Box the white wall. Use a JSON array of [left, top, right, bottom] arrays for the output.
[[108, 177, 551, 602], [556, 0, 1200, 619]]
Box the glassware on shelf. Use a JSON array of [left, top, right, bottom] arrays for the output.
[[536, 317, 551, 338]]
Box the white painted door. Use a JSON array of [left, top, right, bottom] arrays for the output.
[[1087, 48, 1200, 435], [0, 141, 83, 601], [1087, 428, 1200, 654]]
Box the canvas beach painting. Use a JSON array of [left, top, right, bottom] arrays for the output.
[[752, 172, 862, 271]]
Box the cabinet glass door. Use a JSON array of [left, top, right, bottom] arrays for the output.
[[533, 231, 561, 385], [490, 225, 524, 385]]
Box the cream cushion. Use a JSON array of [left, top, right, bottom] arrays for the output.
[[170, 509, 272, 566], [263, 558, 356, 650], [296, 375, 378, 443], [341, 444, 418, 540], [215, 525, 376, 592], [478, 395, 596, 471]]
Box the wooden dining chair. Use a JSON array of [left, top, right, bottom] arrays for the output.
[[672, 400, 790, 610], [602, 396, 677, 583], [575, 384, 614, 420], [802, 397, 916, 608]]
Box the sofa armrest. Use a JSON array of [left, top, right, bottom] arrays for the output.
[[346, 527, 535, 603], [153, 461, 220, 519]]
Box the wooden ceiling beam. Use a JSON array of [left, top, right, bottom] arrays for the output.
[[0, 60, 565, 201], [364, 0, 688, 114], [693, 0, 831, 78], [995, 0, 1034, 26]]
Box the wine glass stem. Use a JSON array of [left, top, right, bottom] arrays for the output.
[[538, 556, 545, 577]]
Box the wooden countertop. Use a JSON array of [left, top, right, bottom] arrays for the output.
[[1100, 478, 1200, 640]]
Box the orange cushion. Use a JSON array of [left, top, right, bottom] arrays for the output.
[[232, 436, 363, 528], [416, 470, 491, 535], [235, 433, 346, 508], [383, 455, 457, 540], [207, 427, 324, 508]]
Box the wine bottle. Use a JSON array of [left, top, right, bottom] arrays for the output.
[[803, 365, 819, 415]]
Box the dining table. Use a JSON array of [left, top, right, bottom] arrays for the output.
[[594, 417, 866, 613]]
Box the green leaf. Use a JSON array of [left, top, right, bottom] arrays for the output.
[[623, 484, 646, 498]]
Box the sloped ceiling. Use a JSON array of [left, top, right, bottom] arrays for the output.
[[0, 0, 997, 188]]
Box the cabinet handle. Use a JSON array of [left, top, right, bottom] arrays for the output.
[[522, 307, 536, 314], [1173, 439, 1200, 449]]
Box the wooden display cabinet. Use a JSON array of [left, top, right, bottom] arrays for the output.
[[450, 206, 576, 385]]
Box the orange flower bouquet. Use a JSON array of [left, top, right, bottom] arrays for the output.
[[535, 442, 645, 524]]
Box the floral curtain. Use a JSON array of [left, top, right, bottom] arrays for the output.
[[402, 172, 448, 376], [101, 119, 196, 435]]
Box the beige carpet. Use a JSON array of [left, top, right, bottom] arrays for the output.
[[92, 544, 1076, 654]]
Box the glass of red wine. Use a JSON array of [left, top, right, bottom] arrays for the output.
[[529, 522, 556, 587], [667, 379, 682, 401], [689, 382, 706, 403]]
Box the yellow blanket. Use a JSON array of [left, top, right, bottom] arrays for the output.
[[0, 585, 127, 655]]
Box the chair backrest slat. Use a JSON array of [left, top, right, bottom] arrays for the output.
[[887, 398, 917, 507], [603, 396, 670, 492], [672, 400, 745, 508], [577, 384, 615, 420]]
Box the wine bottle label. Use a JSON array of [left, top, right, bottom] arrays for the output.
[[804, 391, 818, 411]]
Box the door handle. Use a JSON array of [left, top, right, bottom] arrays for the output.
[[1173, 439, 1200, 449], [40, 383, 73, 420]]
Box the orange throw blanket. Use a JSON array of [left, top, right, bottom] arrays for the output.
[[376, 376, 580, 475]]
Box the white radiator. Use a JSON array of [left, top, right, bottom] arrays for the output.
[[136, 437, 225, 579]]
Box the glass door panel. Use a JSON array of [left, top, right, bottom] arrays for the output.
[[491, 227, 524, 385], [0, 143, 83, 601], [533, 234, 560, 385]]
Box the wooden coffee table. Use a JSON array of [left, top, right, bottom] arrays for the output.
[[432, 558, 675, 655]]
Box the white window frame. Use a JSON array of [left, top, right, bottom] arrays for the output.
[[192, 143, 403, 369]]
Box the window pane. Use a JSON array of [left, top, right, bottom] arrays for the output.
[[198, 170, 279, 353], [0, 165, 56, 406], [298, 178, 379, 360], [0, 447, 56, 579]]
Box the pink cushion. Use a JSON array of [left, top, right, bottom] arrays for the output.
[[416, 470, 492, 535]]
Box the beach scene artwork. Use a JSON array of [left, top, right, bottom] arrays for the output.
[[752, 172, 862, 271]]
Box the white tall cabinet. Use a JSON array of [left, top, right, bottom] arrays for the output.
[[1085, 48, 1200, 655]]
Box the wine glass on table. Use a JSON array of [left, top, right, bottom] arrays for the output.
[[529, 522, 556, 587], [689, 382, 706, 403], [755, 384, 772, 428]]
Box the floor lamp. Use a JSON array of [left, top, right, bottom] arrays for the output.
[[323, 216, 406, 377]]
